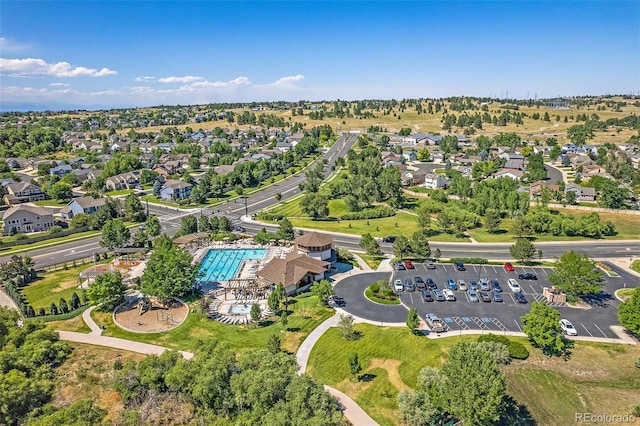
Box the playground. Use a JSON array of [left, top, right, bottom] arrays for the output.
[[113, 294, 188, 333]]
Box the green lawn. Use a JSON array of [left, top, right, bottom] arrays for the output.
[[21, 259, 110, 311], [631, 260, 640, 274], [90, 293, 334, 354], [307, 325, 640, 426], [357, 252, 385, 270], [105, 189, 136, 196], [32, 199, 68, 207]]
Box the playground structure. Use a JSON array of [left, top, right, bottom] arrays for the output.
[[113, 294, 187, 333]]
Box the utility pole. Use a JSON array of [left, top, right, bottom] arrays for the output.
[[241, 196, 248, 218]]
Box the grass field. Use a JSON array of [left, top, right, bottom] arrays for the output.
[[307, 324, 640, 426], [357, 252, 386, 269], [89, 293, 333, 354], [32, 199, 69, 207], [630, 260, 640, 274]]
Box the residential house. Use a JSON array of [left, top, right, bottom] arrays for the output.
[[402, 151, 417, 162], [72, 168, 94, 183], [402, 171, 426, 186], [50, 164, 73, 177], [571, 154, 593, 170], [257, 252, 330, 295], [632, 154, 640, 170], [422, 173, 449, 189], [65, 196, 107, 219], [2, 205, 54, 235], [294, 232, 334, 261], [425, 134, 443, 146], [493, 169, 524, 180], [275, 142, 292, 153], [565, 184, 596, 202], [504, 159, 525, 170], [213, 165, 235, 176], [160, 179, 193, 201], [529, 180, 560, 198], [105, 170, 142, 191], [431, 151, 445, 164], [2, 182, 46, 205]]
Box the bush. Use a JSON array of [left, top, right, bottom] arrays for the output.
[[14, 233, 28, 240], [478, 334, 510, 346], [507, 341, 529, 359], [340, 206, 395, 220], [48, 225, 63, 234], [450, 257, 488, 265], [260, 212, 284, 221], [635, 356, 640, 369]]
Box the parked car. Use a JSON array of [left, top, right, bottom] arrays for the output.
[[479, 291, 492, 302], [394, 279, 404, 292], [491, 290, 503, 302], [457, 280, 468, 291], [394, 261, 406, 271], [443, 289, 456, 301], [433, 289, 446, 301], [404, 260, 415, 269], [479, 279, 490, 292], [233, 225, 246, 232], [507, 279, 521, 292], [560, 319, 578, 336], [491, 279, 502, 292], [405, 278, 415, 292], [425, 314, 446, 333], [514, 291, 527, 303], [421, 289, 434, 302], [382, 236, 397, 243], [469, 280, 479, 291], [426, 278, 437, 289], [446, 279, 457, 290], [504, 262, 514, 271], [518, 273, 538, 280], [454, 261, 466, 271], [426, 262, 436, 270], [468, 288, 479, 302], [414, 276, 425, 289]]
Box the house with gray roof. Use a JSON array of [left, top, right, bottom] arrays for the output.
[[160, 179, 193, 200], [2, 182, 46, 205], [65, 196, 107, 219], [2, 205, 54, 235]]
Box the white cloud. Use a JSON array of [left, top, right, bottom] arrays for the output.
[[0, 38, 34, 53], [274, 74, 305, 85], [157, 75, 204, 84], [0, 58, 117, 77], [135, 75, 155, 82], [50, 82, 70, 87], [189, 76, 251, 89]]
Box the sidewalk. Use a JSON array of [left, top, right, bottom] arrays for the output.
[[0, 288, 19, 310], [82, 305, 103, 335]]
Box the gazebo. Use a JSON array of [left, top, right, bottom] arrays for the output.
[[173, 232, 212, 249]]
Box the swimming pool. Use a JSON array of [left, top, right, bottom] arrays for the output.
[[229, 304, 253, 315], [197, 248, 267, 282]]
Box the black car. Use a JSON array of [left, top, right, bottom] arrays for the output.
[[454, 261, 466, 271], [479, 291, 492, 302], [514, 291, 527, 303], [518, 273, 537, 280], [490, 279, 502, 292], [382, 236, 397, 243], [491, 290, 503, 302], [414, 277, 426, 289], [426, 278, 437, 289], [421, 289, 434, 302]]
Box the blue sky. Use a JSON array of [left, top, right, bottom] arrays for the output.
[[1, 1, 638, 110]]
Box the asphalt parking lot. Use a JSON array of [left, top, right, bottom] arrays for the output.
[[389, 261, 631, 339]]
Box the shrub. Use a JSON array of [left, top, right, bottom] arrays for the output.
[[14, 233, 28, 240], [507, 341, 529, 359], [635, 356, 640, 369], [340, 206, 395, 220], [478, 333, 510, 346], [450, 257, 488, 265], [48, 225, 63, 234], [260, 212, 284, 221]]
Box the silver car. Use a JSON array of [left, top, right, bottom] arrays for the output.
[[468, 288, 479, 302], [457, 280, 468, 291]]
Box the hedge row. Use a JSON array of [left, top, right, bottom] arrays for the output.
[[340, 206, 395, 220], [26, 305, 90, 323], [449, 257, 489, 265]]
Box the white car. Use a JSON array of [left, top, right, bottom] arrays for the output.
[[442, 289, 456, 301], [507, 278, 521, 292], [560, 319, 578, 336], [394, 279, 404, 292]]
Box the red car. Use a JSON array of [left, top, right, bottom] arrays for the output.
[[403, 260, 415, 269], [503, 262, 514, 272]]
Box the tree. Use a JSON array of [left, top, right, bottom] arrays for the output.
[[87, 272, 127, 307], [485, 209, 502, 233], [393, 235, 412, 259], [416, 205, 433, 230], [234, 184, 244, 196], [548, 250, 604, 298], [178, 215, 198, 236], [70, 292, 81, 310], [359, 233, 381, 256], [510, 217, 530, 238], [267, 334, 281, 354], [141, 236, 198, 300], [433, 248, 441, 262], [123, 193, 145, 222], [509, 238, 537, 263], [48, 181, 73, 201], [406, 308, 419, 332], [565, 190, 577, 205], [100, 219, 131, 250], [198, 214, 211, 233], [349, 353, 362, 380], [152, 178, 163, 196], [145, 215, 161, 239], [310, 279, 334, 306], [520, 302, 569, 356], [301, 193, 329, 220], [410, 230, 431, 259], [59, 297, 69, 314], [280, 311, 288, 330], [397, 389, 439, 426], [338, 314, 356, 341], [277, 218, 295, 240], [442, 341, 506, 425], [250, 303, 261, 325], [618, 288, 640, 335]]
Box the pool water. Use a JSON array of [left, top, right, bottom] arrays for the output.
[[197, 249, 267, 282], [229, 304, 253, 315]]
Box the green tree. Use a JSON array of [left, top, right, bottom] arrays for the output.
[[277, 217, 295, 240], [442, 341, 506, 425], [618, 288, 640, 335], [406, 308, 419, 332], [338, 314, 356, 341], [509, 238, 537, 263], [393, 235, 412, 259], [141, 236, 198, 300], [301, 193, 329, 220], [520, 302, 570, 356], [548, 250, 604, 298], [310, 279, 334, 306], [416, 205, 433, 230], [280, 311, 288, 330], [565, 190, 577, 205], [25, 399, 106, 426], [434, 248, 441, 262], [359, 233, 381, 256], [145, 215, 161, 239], [349, 353, 362, 380], [485, 209, 502, 233], [410, 230, 432, 259], [100, 219, 131, 250], [397, 388, 439, 426], [48, 181, 73, 201], [178, 215, 198, 236], [234, 184, 244, 196], [250, 303, 261, 325], [267, 334, 281, 354], [123, 193, 145, 222], [86, 272, 127, 307]]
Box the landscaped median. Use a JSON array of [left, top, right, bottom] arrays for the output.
[[364, 280, 400, 305]]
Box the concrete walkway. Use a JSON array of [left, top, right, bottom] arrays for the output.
[[83, 305, 103, 335], [0, 288, 19, 310]]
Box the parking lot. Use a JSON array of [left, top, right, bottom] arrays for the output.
[[391, 261, 627, 339]]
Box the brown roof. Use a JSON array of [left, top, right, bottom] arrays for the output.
[[294, 232, 333, 248], [257, 253, 329, 287], [72, 196, 107, 209]]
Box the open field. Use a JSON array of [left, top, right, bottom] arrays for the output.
[[307, 324, 640, 426], [89, 293, 333, 354]]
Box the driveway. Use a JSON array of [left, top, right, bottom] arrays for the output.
[[333, 272, 408, 323]]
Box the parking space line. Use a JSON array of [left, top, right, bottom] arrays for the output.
[[580, 323, 593, 337], [539, 268, 548, 277], [508, 294, 517, 304], [453, 317, 470, 330], [593, 323, 608, 338], [472, 317, 489, 329], [490, 318, 507, 331], [513, 319, 522, 332], [441, 264, 447, 272]]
